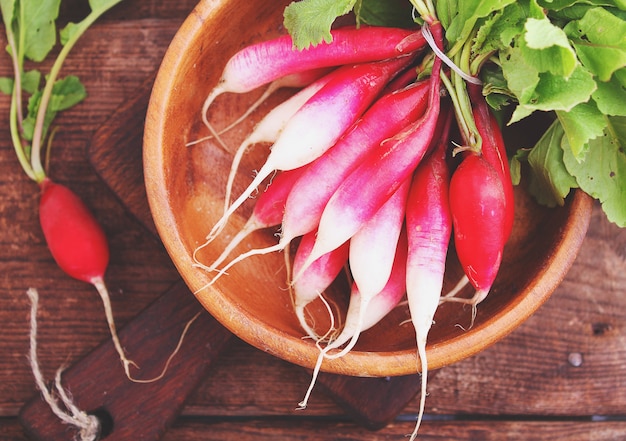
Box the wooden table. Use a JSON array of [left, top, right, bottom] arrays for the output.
[[2, 1, 626, 439]]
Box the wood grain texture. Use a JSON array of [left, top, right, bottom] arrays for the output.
[[20, 282, 231, 441], [5, 418, 626, 441], [1, 0, 625, 440]]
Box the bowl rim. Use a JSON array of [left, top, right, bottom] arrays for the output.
[[143, 0, 594, 377]]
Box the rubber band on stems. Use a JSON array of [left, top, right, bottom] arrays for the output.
[[420, 22, 482, 86], [26, 288, 101, 441]]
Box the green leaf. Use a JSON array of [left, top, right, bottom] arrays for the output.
[[556, 101, 607, 158], [435, 0, 455, 29], [22, 69, 41, 94], [562, 116, 626, 227], [526, 120, 579, 207], [49, 75, 86, 112], [509, 64, 597, 123], [480, 64, 517, 109], [0, 77, 13, 94], [567, 7, 626, 81], [283, 0, 356, 49], [538, 0, 626, 11], [22, 0, 61, 62], [356, 0, 414, 27], [60, 22, 81, 46], [446, 0, 518, 44], [474, 2, 527, 53], [522, 17, 578, 77], [500, 45, 540, 105], [0, 0, 16, 30], [592, 68, 626, 116], [21, 75, 86, 142], [89, 0, 123, 13]]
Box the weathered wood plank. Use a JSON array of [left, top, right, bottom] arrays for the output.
[[1, 1, 625, 440], [4, 417, 626, 441]]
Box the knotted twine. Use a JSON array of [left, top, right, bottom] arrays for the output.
[[26, 288, 101, 441]]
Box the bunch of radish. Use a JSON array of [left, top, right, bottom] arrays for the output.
[[194, 12, 514, 440]]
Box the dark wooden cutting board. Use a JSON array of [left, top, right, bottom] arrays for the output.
[[19, 75, 426, 440]]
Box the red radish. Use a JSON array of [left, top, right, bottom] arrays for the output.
[[194, 167, 309, 272], [38, 178, 136, 378], [469, 84, 515, 240], [211, 71, 335, 242], [380, 64, 419, 95], [280, 79, 430, 245], [204, 56, 414, 257], [39, 179, 109, 284], [292, 23, 445, 282], [39, 179, 196, 384], [298, 230, 409, 409], [448, 152, 507, 307], [201, 26, 427, 122], [291, 231, 350, 340], [404, 109, 453, 440]]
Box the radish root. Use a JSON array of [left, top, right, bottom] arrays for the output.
[[92, 278, 201, 383]]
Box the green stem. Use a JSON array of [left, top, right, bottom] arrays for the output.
[[440, 71, 470, 144], [9, 87, 36, 181], [454, 48, 480, 150], [30, 3, 122, 182], [409, 0, 436, 22], [4, 7, 36, 180]]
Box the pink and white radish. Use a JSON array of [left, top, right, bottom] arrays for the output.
[[291, 231, 350, 340], [194, 166, 309, 272], [213, 67, 335, 138], [315, 179, 411, 360], [201, 25, 427, 121], [280, 78, 430, 245], [291, 23, 445, 282], [209, 71, 335, 244], [404, 108, 453, 440], [298, 230, 409, 409], [200, 56, 415, 285]]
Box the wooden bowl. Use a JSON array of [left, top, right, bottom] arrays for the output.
[[143, 0, 593, 377]]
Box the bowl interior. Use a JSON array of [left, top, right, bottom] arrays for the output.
[[143, 0, 593, 377]]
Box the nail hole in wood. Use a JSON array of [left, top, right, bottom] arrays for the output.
[[89, 407, 114, 439]]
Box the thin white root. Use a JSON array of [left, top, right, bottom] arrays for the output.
[[440, 274, 470, 300], [92, 278, 201, 383], [187, 80, 285, 147], [193, 216, 263, 273], [215, 81, 282, 137], [201, 85, 232, 154], [126, 311, 202, 384], [205, 162, 272, 244], [92, 277, 139, 379], [220, 138, 260, 236], [409, 339, 429, 441], [26, 288, 101, 441], [194, 242, 285, 294], [295, 304, 322, 341], [298, 297, 369, 410], [439, 287, 490, 329]]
